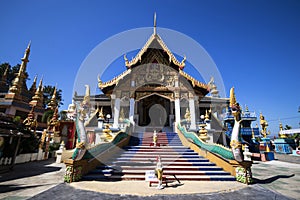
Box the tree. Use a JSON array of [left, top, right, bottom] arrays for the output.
[[43, 85, 63, 108], [284, 125, 292, 130]]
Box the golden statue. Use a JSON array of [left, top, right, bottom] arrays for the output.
[[155, 156, 164, 190], [260, 113, 269, 138], [102, 124, 113, 142], [119, 108, 125, 121], [184, 108, 191, 122]]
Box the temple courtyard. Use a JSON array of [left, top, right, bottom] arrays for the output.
[[0, 154, 299, 200]]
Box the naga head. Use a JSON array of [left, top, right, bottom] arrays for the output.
[[230, 87, 241, 121]]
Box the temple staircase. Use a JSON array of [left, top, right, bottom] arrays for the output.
[[83, 132, 236, 181]]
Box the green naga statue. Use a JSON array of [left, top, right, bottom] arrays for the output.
[[229, 87, 243, 162], [72, 85, 90, 160]]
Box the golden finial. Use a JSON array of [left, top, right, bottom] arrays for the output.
[[30, 75, 37, 92], [48, 86, 58, 110], [83, 85, 90, 104], [52, 86, 57, 100], [9, 43, 31, 94], [124, 54, 129, 67], [98, 107, 104, 119], [180, 55, 186, 67], [153, 12, 157, 35], [97, 74, 102, 85], [279, 122, 283, 131], [229, 87, 237, 108], [33, 77, 43, 99], [22, 41, 31, 63], [245, 105, 249, 112], [205, 109, 210, 121], [251, 128, 255, 139]]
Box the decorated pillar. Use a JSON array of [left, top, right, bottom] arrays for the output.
[[174, 92, 181, 123], [113, 97, 121, 128], [129, 98, 135, 124], [189, 97, 196, 130]]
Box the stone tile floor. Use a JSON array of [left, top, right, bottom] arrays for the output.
[[0, 154, 299, 200]]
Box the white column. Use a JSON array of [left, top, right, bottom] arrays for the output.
[[189, 98, 196, 130], [129, 98, 135, 124], [175, 98, 181, 123], [113, 98, 120, 128]]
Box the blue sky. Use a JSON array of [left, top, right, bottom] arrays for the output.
[[1, 0, 299, 135]]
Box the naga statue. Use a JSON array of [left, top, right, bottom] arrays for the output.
[[229, 87, 243, 162], [72, 85, 90, 160]]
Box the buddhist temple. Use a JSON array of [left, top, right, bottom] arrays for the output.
[[0, 42, 46, 129]]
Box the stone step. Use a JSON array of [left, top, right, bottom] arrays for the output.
[[82, 174, 236, 181], [119, 154, 201, 158], [115, 157, 209, 162], [120, 151, 198, 155], [111, 161, 216, 166], [112, 170, 231, 176], [83, 131, 235, 182], [95, 165, 223, 171]]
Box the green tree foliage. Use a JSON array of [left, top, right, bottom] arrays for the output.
[[284, 125, 292, 130]]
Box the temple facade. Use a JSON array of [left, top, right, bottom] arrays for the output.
[[72, 24, 235, 145]]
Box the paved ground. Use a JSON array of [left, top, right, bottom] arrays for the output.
[[0, 154, 299, 200]]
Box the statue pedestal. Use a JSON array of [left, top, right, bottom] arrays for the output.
[[259, 138, 274, 161], [274, 138, 296, 154]]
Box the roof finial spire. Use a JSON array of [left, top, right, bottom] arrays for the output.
[[153, 12, 157, 35], [9, 42, 31, 95]]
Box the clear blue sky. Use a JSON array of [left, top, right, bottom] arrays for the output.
[[1, 0, 299, 135]]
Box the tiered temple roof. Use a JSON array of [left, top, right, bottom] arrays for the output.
[[98, 21, 209, 96]]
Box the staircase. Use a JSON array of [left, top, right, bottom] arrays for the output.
[[83, 132, 236, 181]]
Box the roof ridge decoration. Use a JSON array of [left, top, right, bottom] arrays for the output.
[[179, 69, 209, 90], [124, 14, 186, 70], [98, 69, 131, 89]]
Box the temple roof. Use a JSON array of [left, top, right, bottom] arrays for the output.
[[124, 33, 186, 69], [98, 29, 209, 96]]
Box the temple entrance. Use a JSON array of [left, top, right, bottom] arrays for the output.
[[137, 94, 170, 127]]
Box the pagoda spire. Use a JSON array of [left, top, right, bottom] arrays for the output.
[[30, 75, 38, 92], [9, 41, 31, 94], [30, 77, 43, 108], [153, 12, 157, 35], [48, 86, 58, 110]]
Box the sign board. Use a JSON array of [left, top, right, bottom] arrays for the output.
[[145, 170, 157, 181]]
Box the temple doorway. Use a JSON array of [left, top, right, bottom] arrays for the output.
[[137, 94, 170, 127]]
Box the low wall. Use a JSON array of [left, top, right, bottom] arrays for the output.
[[64, 125, 132, 182], [176, 124, 252, 184]]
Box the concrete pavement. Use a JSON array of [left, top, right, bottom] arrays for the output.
[[0, 154, 299, 200]]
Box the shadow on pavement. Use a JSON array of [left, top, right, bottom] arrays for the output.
[[0, 183, 53, 193], [0, 158, 62, 182], [253, 174, 295, 184]]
